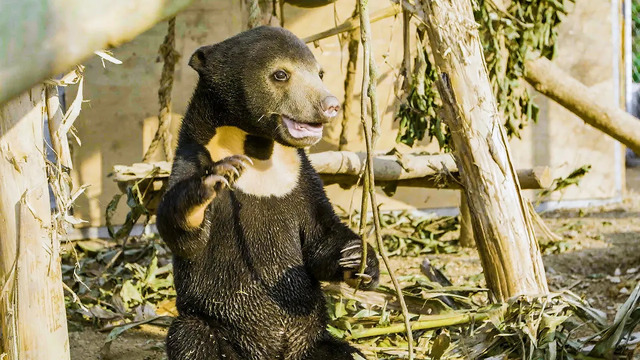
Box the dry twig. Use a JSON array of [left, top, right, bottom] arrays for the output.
[[357, 1, 415, 358]]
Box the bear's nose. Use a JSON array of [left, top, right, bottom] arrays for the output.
[[321, 96, 340, 119]]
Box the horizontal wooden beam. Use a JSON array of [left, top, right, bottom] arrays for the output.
[[313, 152, 551, 189], [0, 0, 195, 105], [113, 151, 552, 190]]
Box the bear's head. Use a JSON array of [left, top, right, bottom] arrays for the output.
[[189, 26, 340, 148]]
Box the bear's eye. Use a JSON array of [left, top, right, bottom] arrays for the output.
[[273, 70, 289, 82], [319, 70, 324, 80]]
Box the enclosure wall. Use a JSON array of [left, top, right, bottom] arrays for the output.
[[69, 0, 623, 226]]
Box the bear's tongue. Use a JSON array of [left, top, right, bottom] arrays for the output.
[[282, 116, 323, 139]]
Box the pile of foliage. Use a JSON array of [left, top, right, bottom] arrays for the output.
[[63, 210, 640, 359]]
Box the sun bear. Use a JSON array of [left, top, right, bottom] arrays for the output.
[[156, 26, 380, 360]]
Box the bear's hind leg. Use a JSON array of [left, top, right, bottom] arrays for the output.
[[166, 315, 240, 360], [303, 334, 364, 360]]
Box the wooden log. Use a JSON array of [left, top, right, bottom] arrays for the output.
[[0, 86, 70, 359], [524, 56, 640, 155], [418, 0, 549, 300], [302, 5, 400, 43], [308, 151, 551, 189], [309, 151, 457, 181], [112, 154, 552, 190], [0, 0, 195, 105]]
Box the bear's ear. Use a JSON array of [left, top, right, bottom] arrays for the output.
[[188, 46, 209, 74]]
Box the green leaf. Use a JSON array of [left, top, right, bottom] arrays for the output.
[[326, 324, 345, 339], [121, 280, 143, 307]]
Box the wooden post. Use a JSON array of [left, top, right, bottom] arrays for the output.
[[417, 0, 549, 300], [0, 86, 70, 359]]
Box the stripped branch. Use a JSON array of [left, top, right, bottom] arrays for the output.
[[357, 1, 414, 358], [303, 5, 400, 43]]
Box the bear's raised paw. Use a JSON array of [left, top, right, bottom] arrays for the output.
[[202, 155, 253, 197]]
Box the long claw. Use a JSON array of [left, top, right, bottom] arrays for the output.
[[235, 154, 253, 166], [340, 254, 361, 262], [215, 163, 240, 179], [354, 273, 373, 284], [340, 244, 361, 253], [339, 261, 361, 269], [355, 273, 372, 281], [227, 154, 253, 168], [204, 175, 229, 189]]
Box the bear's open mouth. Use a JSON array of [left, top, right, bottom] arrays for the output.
[[281, 115, 323, 139]]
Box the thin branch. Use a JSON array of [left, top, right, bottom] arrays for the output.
[[357, 1, 414, 358], [339, 5, 360, 151], [99, 315, 173, 332], [303, 5, 400, 43]]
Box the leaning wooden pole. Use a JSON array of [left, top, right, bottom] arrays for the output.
[[524, 56, 640, 155], [417, 0, 548, 301], [0, 86, 70, 359]]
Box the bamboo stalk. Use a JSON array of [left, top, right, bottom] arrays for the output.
[[357, 1, 414, 358], [350, 312, 489, 339]]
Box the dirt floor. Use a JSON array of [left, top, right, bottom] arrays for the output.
[[69, 168, 640, 360]]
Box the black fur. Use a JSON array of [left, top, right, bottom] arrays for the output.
[[157, 26, 379, 360], [244, 135, 274, 160]]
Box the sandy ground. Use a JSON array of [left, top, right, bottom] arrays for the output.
[[69, 168, 640, 360]]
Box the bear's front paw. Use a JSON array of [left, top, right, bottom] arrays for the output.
[[202, 155, 253, 197], [339, 240, 380, 290]]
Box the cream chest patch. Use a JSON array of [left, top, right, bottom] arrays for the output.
[[205, 126, 300, 197]]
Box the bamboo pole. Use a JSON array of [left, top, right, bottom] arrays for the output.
[[350, 312, 489, 339], [0, 86, 70, 359], [0, 0, 195, 105], [524, 56, 640, 155], [417, 0, 549, 301]]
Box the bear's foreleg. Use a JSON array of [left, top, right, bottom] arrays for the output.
[[157, 154, 250, 257], [302, 199, 380, 290]]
